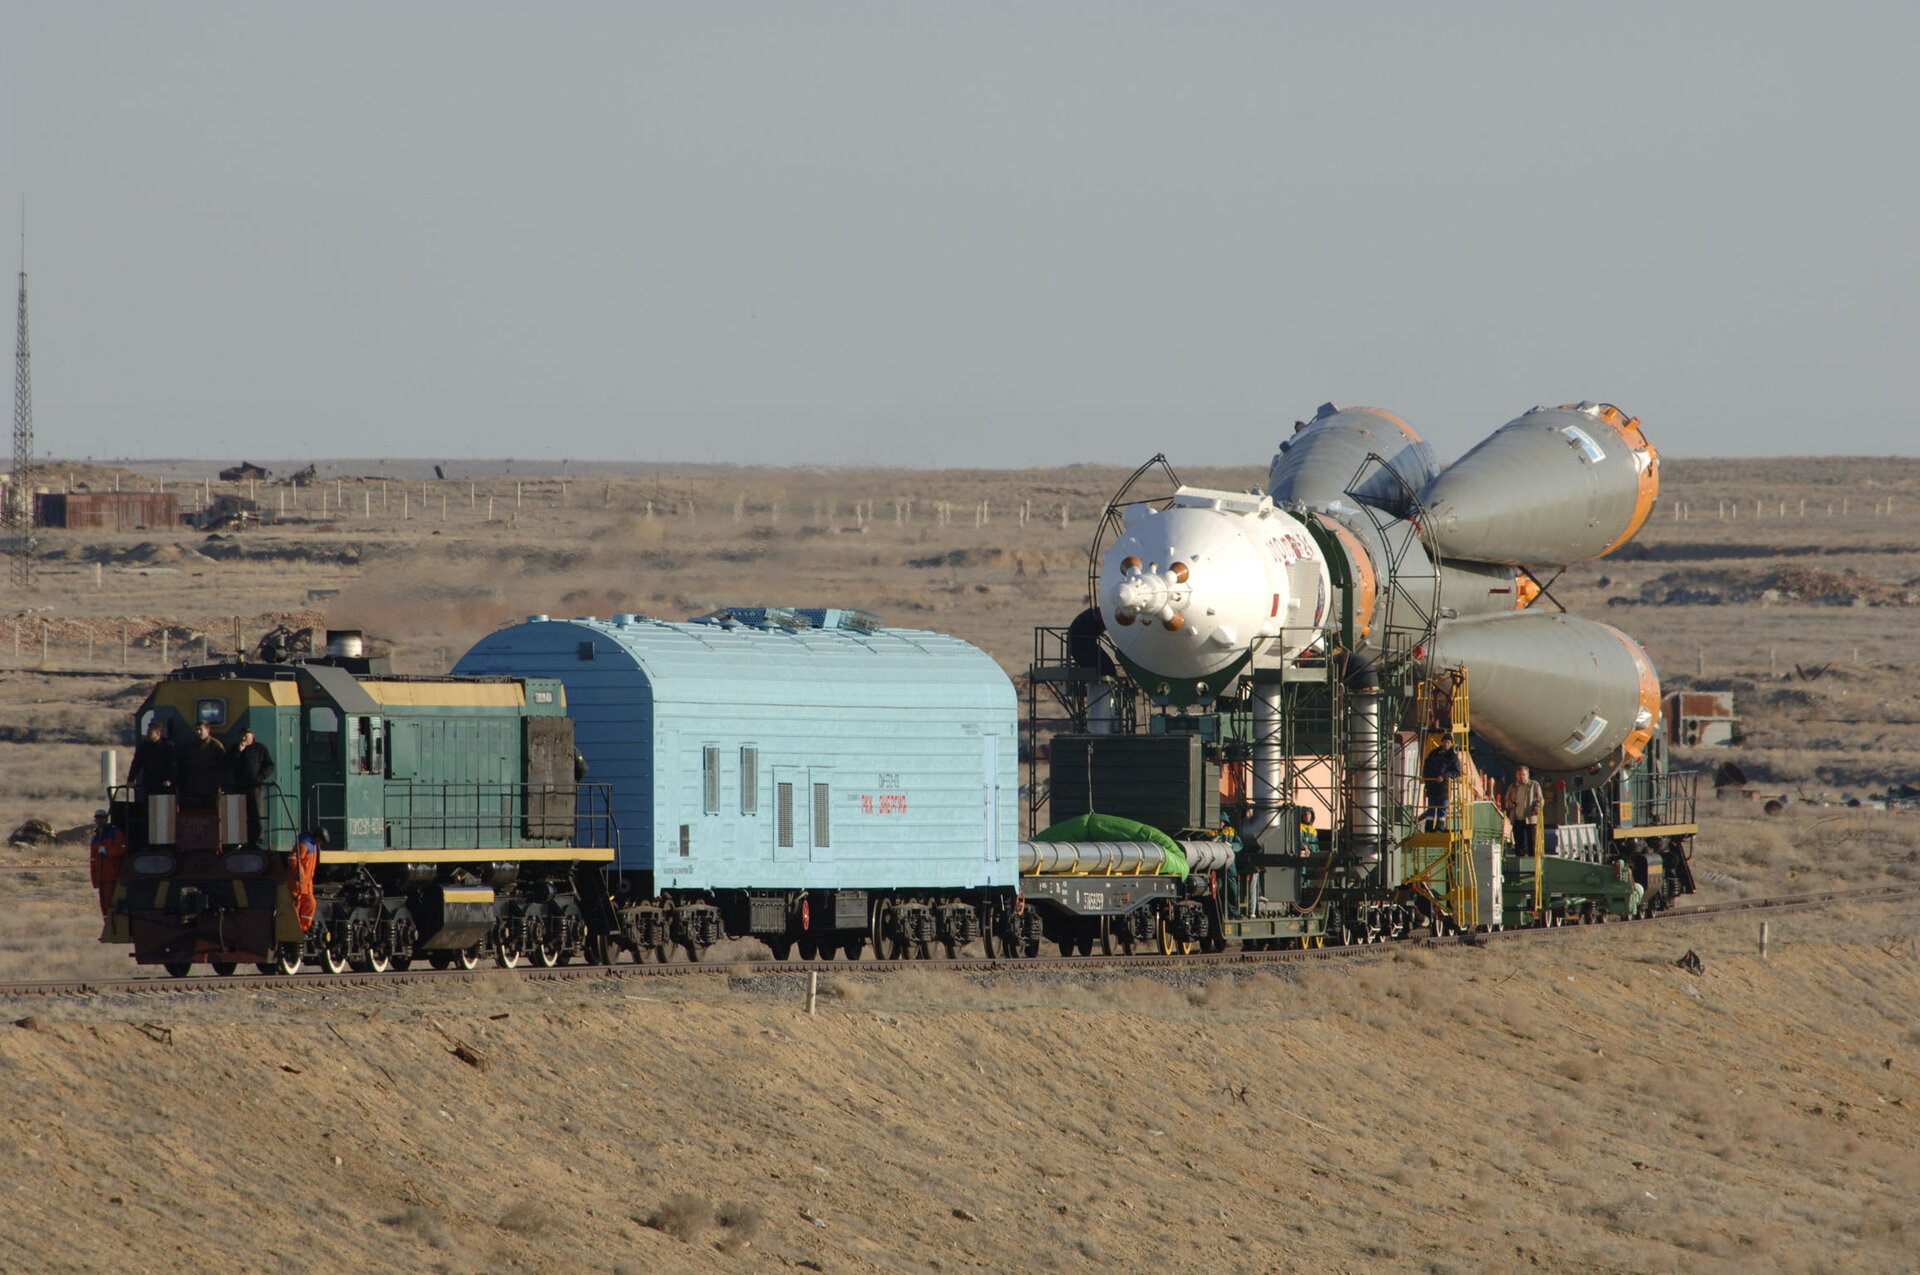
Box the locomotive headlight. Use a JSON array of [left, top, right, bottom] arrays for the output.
[[130, 853, 176, 875], [223, 852, 268, 875]]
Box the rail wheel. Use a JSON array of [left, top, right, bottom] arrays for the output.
[[684, 942, 708, 963], [1099, 918, 1114, 956], [653, 943, 673, 964], [495, 942, 523, 970], [276, 948, 305, 976], [456, 946, 482, 970], [164, 961, 192, 978], [980, 921, 1000, 959], [767, 938, 792, 960], [363, 949, 392, 973], [871, 899, 900, 960], [210, 961, 236, 976], [1074, 931, 1095, 957], [1057, 939, 1075, 957], [530, 939, 560, 968], [797, 937, 818, 960], [1157, 918, 1177, 956], [428, 954, 452, 970], [322, 944, 350, 974]]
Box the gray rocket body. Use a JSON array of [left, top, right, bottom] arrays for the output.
[[1418, 404, 1659, 569], [1269, 404, 1439, 518], [1422, 611, 1658, 778]]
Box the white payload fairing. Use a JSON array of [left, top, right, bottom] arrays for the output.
[[1097, 401, 1664, 787]]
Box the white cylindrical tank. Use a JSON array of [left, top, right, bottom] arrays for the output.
[[1098, 487, 1331, 687]]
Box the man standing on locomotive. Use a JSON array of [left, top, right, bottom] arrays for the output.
[[181, 721, 227, 810], [228, 727, 276, 848], [128, 719, 178, 801]]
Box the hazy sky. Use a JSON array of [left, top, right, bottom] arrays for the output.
[[4, 3, 1915, 467]]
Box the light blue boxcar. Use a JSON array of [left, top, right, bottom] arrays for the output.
[[454, 608, 1019, 894]]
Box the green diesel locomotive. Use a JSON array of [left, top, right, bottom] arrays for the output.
[[105, 637, 616, 975]]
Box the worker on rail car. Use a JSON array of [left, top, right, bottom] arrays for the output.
[[1503, 766, 1545, 857], [88, 809, 127, 917], [1420, 734, 1460, 831], [228, 728, 276, 848], [289, 829, 321, 933]]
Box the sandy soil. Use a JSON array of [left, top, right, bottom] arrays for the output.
[[5, 455, 1920, 1270], [3, 906, 1918, 1273]]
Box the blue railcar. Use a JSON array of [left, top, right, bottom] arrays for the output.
[[454, 607, 1022, 959]]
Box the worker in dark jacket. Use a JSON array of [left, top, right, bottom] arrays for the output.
[[228, 727, 276, 847], [181, 721, 227, 810], [1421, 734, 1461, 831], [128, 720, 178, 799]]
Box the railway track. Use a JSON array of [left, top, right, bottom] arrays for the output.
[[5, 882, 1917, 1000]]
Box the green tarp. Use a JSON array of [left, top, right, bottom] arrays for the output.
[[1034, 812, 1189, 878]]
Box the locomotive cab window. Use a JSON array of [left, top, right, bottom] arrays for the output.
[[195, 698, 227, 728], [307, 705, 340, 762], [354, 718, 376, 774]]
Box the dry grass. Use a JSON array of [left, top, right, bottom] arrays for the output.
[[5, 456, 1920, 1268], [4, 905, 1920, 1272]]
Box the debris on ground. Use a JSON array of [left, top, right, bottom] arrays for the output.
[[7, 819, 55, 847]]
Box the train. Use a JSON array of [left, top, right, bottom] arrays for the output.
[[96, 401, 1698, 974]]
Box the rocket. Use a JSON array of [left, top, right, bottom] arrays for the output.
[[1097, 401, 1663, 788]]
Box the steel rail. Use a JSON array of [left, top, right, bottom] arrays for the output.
[[4, 882, 1917, 1000]]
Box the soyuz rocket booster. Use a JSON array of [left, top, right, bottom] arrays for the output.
[[1099, 401, 1664, 787]]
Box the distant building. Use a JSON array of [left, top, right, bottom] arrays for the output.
[[1667, 691, 1736, 747], [33, 490, 180, 531]]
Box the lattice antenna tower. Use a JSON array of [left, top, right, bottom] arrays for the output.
[[9, 210, 33, 587]]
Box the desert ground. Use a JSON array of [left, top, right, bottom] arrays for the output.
[[3, 453, 1920, 1271]]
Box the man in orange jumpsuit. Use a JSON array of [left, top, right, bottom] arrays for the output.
[[288, 829, 321, 933], [89, 809, 127, 917]]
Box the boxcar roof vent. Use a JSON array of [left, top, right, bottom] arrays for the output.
[[691, 605, 812, 632], [795, 607, 884, 634], [528, 614, 549, 623]]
